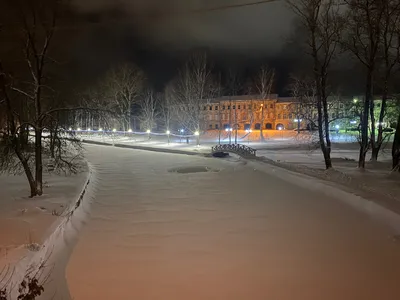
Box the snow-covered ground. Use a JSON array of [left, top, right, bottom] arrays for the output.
[[65, 145, 400, 300], [79, 131, 399, 208], [0, 162, 88, 289], [76, 129, 357, 152]]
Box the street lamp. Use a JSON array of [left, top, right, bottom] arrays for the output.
[[166, 130, 170, 144], [128, 129, 133, 133], [179, 129, 184, 143], [246, 129, 252, 144], [229, 127, 232, 144], [146, 129, 151, 140], [112, 128, 117, 132]]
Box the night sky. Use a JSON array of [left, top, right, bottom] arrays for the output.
[[66, 0, 299, 91], [1, 0, 363, 94]]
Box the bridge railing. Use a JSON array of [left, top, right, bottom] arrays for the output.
[[211, 144, 257, 158]]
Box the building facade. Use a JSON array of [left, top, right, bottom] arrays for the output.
[[202, 94, 305, 131], [201, 94, 376, 132]]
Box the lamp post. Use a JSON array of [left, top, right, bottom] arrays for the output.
[[234, 123, 239, 144], [246, 129, 252, 144], [180, 129, 184, 143], [229, 128, 232, 144], [146, 129, 151, 140], [195, 131, 200, 146], [166, 130, 170, 144]]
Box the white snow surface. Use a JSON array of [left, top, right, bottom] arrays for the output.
[[0, 163, 94, 299], [64, 145, 400, 300]]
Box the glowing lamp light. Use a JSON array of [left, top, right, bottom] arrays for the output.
[[68, 127, 72, 131], [229, 128, 233, 132], [335, 125, 340, 129], [87, 128, 91, 131], [112, 128, 117, 132], [350, 121, 357, 124], [194, 131, 200, 136], [180, 129, 184, 133], [353, 98, 358, 103], [146, 129, 151, 133], [166, 130, 170, 135], [98, 128, 103, 131], [128, 129, 133, 133], [77, 127, 81, 131], [250, 129, 253, 132]]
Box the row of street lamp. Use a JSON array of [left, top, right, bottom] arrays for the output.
[[68, 127, 199, 136]]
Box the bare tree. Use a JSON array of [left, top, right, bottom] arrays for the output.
[[254, 65, 275, 141], [288, 74, 319, 132], [342, 0, 386, 167], [392, 97, 400, 171], [225, 68, 242, 141], [0, 0, 74, 196], [139, 88, 158, 132], [161, 86, 174, 132], [287, 0, 344, 169], [168, 51, 216, 144], [371, 0, 400, 161], [102, 63, 144, 131]]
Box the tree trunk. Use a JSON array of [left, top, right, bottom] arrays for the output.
[[371, 87, 388, 161], [260, 104, 264, 141], [392, 113, 400, 171], [371, 146, 380, 161], [19, 124, 29, 151], [297, 118, 301, 133], [316, 92, 332, 169], [359, 72, 372, 168], [35, 128, 43, 196], [50, 129, 56, 158], [18, 154, 37, 198], [321, 77, 332, 169]]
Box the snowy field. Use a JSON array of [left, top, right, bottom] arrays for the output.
[[64, 145, 400, 300], [79, 131, 400, 207]]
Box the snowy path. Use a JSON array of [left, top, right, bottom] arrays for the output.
[[66, 145, 400, 300]]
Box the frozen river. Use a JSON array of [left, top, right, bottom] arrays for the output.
[[66, 145, 400, 300]]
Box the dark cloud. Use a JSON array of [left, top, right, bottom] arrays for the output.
[[70, 0, 295, 56]]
